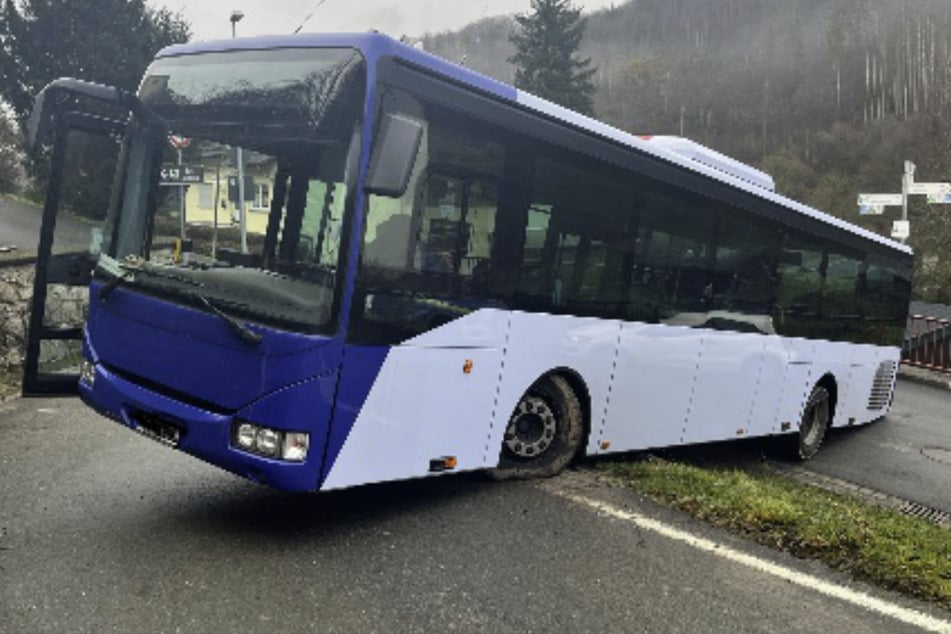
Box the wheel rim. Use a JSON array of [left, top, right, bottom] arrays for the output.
[[504, 395, 557, 459], [801, 394, 829, 448]]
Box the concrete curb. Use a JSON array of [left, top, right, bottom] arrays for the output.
[[898, 365, 951, 392]]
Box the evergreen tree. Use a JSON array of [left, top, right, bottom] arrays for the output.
[[508, 0, 597, 115], [0, 110, 23, 193], [0, 0, 189, 213], [0, 0, 190, 121]]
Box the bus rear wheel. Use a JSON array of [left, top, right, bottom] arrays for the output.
[[797, 385, 831, 460], [491, 375, 582, 480]]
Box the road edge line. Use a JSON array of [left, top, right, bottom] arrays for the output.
[[548, 487, 951, 634]]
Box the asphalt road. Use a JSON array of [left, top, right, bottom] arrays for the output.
[[0, 196, 91, 260], [807, 379, 951, 514], [1, 397, 948, 633]]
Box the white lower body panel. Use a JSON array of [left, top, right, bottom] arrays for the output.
[[322, 309, 901, 489]]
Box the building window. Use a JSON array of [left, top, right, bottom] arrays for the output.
[[253, 183, 270, 210], [197, 183, 214, 209]]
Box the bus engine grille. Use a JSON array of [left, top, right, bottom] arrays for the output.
[[867, 360, 897, 411]]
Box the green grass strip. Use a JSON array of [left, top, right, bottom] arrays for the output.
[[606, 458, 951, 608]]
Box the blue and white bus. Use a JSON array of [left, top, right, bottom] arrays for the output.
[[24, 33, 912, 492]]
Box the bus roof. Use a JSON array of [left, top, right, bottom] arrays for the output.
[[157, 32, 912, 256]]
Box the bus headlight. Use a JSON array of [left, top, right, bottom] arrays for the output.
[[255, 428, 280, 456], [236, 423, 257, 450], [232, 422, 309, 462]]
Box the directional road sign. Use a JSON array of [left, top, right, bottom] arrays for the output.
[[908, 182, 951, 196], [858, 193, 903, 206], [159, 164, 204, 186], [926, 193, 951, 204], [891, 220, 910, 240], [859, 203, 885, 216]]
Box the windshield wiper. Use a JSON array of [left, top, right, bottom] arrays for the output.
[[96, 255, 261, 345], [195, 294, 263, 346], [98, 255, 196, 300], [98, 269, 133, 300]]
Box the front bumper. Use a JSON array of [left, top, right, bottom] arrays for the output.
[[78, 362, 320, 492]]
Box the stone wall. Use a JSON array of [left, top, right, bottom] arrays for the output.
[[0, 264, 32, 368], [1, 263, 88, 371]]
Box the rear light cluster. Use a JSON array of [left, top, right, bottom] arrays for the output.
[[232, 422, 309, 462]]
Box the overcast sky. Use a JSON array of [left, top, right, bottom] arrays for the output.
[[149, 0, 621, 41]]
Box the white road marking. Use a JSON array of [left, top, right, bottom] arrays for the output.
[[550, 488, 951, 634]]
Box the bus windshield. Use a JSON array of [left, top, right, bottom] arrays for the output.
[[100, 47, 366, 334]]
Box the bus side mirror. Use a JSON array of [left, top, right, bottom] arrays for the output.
[[365, 114, 423, 198], [27, 78, 125, 150]]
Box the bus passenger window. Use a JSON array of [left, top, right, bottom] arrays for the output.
[[516, 152, 633, 318], [775, 232, 824, 337], [418, 175, 463, 274], [353, 103, 506, 344]]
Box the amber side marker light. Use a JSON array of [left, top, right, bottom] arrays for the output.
[[463, 359, 473, 374], [429, 456, 458, 472]]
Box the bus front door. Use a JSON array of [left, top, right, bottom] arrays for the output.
[[22, 111, 123, 395]]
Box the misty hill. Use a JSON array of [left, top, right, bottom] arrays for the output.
[[423, 0, 951, 301]]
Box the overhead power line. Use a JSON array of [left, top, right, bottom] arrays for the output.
[[293, 0, 328, 34]]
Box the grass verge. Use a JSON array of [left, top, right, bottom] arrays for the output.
[[606, 457, 951, 608]]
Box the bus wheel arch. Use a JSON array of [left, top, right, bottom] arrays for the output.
[[490, 369, 587, 480], [798, 374, 837, 460]]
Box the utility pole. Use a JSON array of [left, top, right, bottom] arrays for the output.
[[230, 9, 248, 254]]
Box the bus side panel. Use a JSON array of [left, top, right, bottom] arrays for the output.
[[836, 346, 873, 429], [492, 312, 620, 460], [774, 339, 816, 432], [683, 332, 767, 444], [839, 344, 901, 427], [748, 336, 790, 435], [599, 323, 702, 452], [810, 339, 860, 427], [321, 310, 509, 491]]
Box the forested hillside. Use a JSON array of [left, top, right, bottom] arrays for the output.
[[423, 0, 951, 301]]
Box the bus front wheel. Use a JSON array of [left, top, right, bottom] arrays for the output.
[[491, 375, 583, 480], [797, 385, 831, 460]]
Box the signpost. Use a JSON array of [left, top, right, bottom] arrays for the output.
[[857, 160, 951, 242], [167, 135, 192, 240]]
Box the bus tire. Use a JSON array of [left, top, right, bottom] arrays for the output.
[[491, 375, 583, 480], [797, 385, 831, 460]]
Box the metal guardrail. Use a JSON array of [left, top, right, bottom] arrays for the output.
[[903, 314, 951, 374]]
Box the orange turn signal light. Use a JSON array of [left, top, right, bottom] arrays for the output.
[[429, 456, 458, 472]]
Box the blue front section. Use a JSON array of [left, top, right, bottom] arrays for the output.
[[80, 282, 350, 492], [78, 33, 512, 491]]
